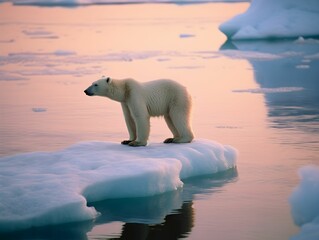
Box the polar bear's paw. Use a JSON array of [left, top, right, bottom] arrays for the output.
[[121, 140, 133, 145], [164, 138, 175, 143], [128, 141, 147, 147], [164, 137, 193, 144]]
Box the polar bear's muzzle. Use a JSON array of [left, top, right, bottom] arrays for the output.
[[84, 87, 94, 96]]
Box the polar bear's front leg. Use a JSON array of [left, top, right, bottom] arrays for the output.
[[121, 103, 136, 145], [127, 102, 149, 147]]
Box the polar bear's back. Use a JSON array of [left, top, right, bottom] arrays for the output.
[[142, 79, 191, 117]]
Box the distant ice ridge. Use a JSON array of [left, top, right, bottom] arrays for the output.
[[8, 0, 247, 6], [0, 139, 237, 232], [289, 165, 319, 240], [219, 0, 319, 40]]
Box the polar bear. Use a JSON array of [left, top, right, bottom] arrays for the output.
[[84, 77, 194, 146]]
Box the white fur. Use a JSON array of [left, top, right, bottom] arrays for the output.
[[84, 77, 194, 146]]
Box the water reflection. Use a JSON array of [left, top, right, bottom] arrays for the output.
[[0, 221, 93, 240], [114, 202, 194, 240], [90, 168, 238, 239], [0, 169, 237, 240], [220, 39, 319, 148]]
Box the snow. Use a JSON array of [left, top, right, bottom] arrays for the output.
[[289, 165, 319, 240], [219, 0, 319, 40], [0, 139, 237, 232]]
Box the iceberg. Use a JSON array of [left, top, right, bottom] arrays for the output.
[[219, 0, 319, 40], [289, 165, 319, 240], [0, 139, 237, 232]]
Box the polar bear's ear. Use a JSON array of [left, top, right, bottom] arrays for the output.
[[106, 77, 111, 83]]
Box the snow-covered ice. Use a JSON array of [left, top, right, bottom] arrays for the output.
[[0, 139, 237, 232], [219, 0, 319, 40], [289, 165, 319, 240]]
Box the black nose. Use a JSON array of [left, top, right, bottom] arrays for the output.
[[84, 89, 94, 96]]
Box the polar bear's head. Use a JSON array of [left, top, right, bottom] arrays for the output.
[[84, 76, 112, 97]]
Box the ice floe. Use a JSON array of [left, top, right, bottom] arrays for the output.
[[0, 139, 237, 232], [289, 165, 319, 240], [32, 107, 47, 112]]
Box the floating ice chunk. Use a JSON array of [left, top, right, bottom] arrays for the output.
[[306, 53, 319, 60], [179, 34, 195, 38], [233, 87, 304, 94], [32, 107, 47, 112], [219, 0, 319, 40], [54, 50, 77, 56], [289, 165, 319, 240], [0, 73, 28, 81], [0, 139, 237, 232], [22, 29, 58, 39], [0, 39, 14, 43], [295, 37, 319, 45], [295, 65, 310, 69], [22, 30, 53, 36], [220, 49, 282, 60]]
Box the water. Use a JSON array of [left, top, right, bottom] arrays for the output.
[[0, 2, 318, 239]]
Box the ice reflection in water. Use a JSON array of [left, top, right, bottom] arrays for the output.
[[90, 169, 238, 239], [221, 38, 319, 151]]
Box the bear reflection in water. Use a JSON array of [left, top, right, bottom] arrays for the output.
[[92, 169, 238, 239], [118, 202, 194, 240]]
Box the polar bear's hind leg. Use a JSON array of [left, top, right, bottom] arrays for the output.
[[164, 108, 193, 143], [164, 115, 180, 143]]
